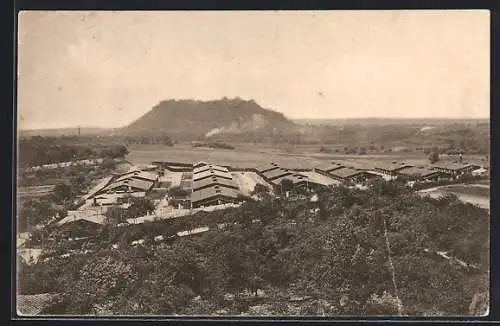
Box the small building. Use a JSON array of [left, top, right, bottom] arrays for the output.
[[56, 214, 106, 238], [259, 167, 293, 183], [191, 185, 241, 208], [313, 162, 345, 176], [328, 167, 380, 184], [271, 173, 328, 192], [115, 170, 158, 183], [93, 194, 118, 206], [431, 163, 481, 176], [255, 162, 281, 174], [96, 178, 155, 195], [374, 162, 414, 178], [299, 171, 341, 187]]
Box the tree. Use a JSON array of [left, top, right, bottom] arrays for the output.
[[168, 186, 190, 198], [280, 179, 294, 194], [60, 255, 139, 314], [53, 183, 73, 204], [127, 198, 156, 218], [101, 157, 117, 170], [163, 135, 174, 146], [429, 148, 440, 164], [100, 145, 129, 159], [105, 206, 127, 225], [251, 183, 270, 198], [16, 177, 490, 316]]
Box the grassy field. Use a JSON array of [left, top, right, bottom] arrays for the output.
[[126, 143, 488, 170]]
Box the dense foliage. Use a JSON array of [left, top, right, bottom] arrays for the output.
[[18, 180, 489, 316], [18, 136, 129, 168], [192, 142, 235, 150]]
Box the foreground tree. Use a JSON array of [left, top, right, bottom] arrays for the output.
[[251, 183, 271, 198], [126, 198, 156, 218]]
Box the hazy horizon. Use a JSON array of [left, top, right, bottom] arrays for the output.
[[19, 114, 490, 132], [17, 11, 490, 130]]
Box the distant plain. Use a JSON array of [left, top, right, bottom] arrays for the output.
[[125, 143, 488, 169]]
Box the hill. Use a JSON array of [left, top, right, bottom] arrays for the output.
[[120, 98, 299, 141]]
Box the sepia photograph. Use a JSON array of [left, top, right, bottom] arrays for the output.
[[16, 10, 490, 317]]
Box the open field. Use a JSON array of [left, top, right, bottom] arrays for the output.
[[126, 143, 488, 169], [418, 184, 490, 211]]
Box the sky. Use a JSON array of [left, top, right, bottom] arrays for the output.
[[17, 10, 490, 130]]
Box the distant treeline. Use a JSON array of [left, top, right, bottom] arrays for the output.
[[192, 141, 235, 150], [203, 122, 489, 155], [18, 136, 129, 168]]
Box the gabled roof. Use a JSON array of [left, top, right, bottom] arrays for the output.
[[192, 176, 239, 191], [261, 168, 292, 180], [191, 185, 240, 203], [193, 161, 209, 168], [271, 173, 310, 186], [115, 170, 157, 182], [299, 171, 339, 186], [328, 167, 370, 179], [397, 166, 445, 177], [374, 162, 413, 172], [255, 162, 281, 173], [57, 213, 106, 226], [193, 164, 229, 174], [431, 162, 479, 171], [193, 168, 233, 181], [103, 178, 154, 192], [314, 162, 345, 172]]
